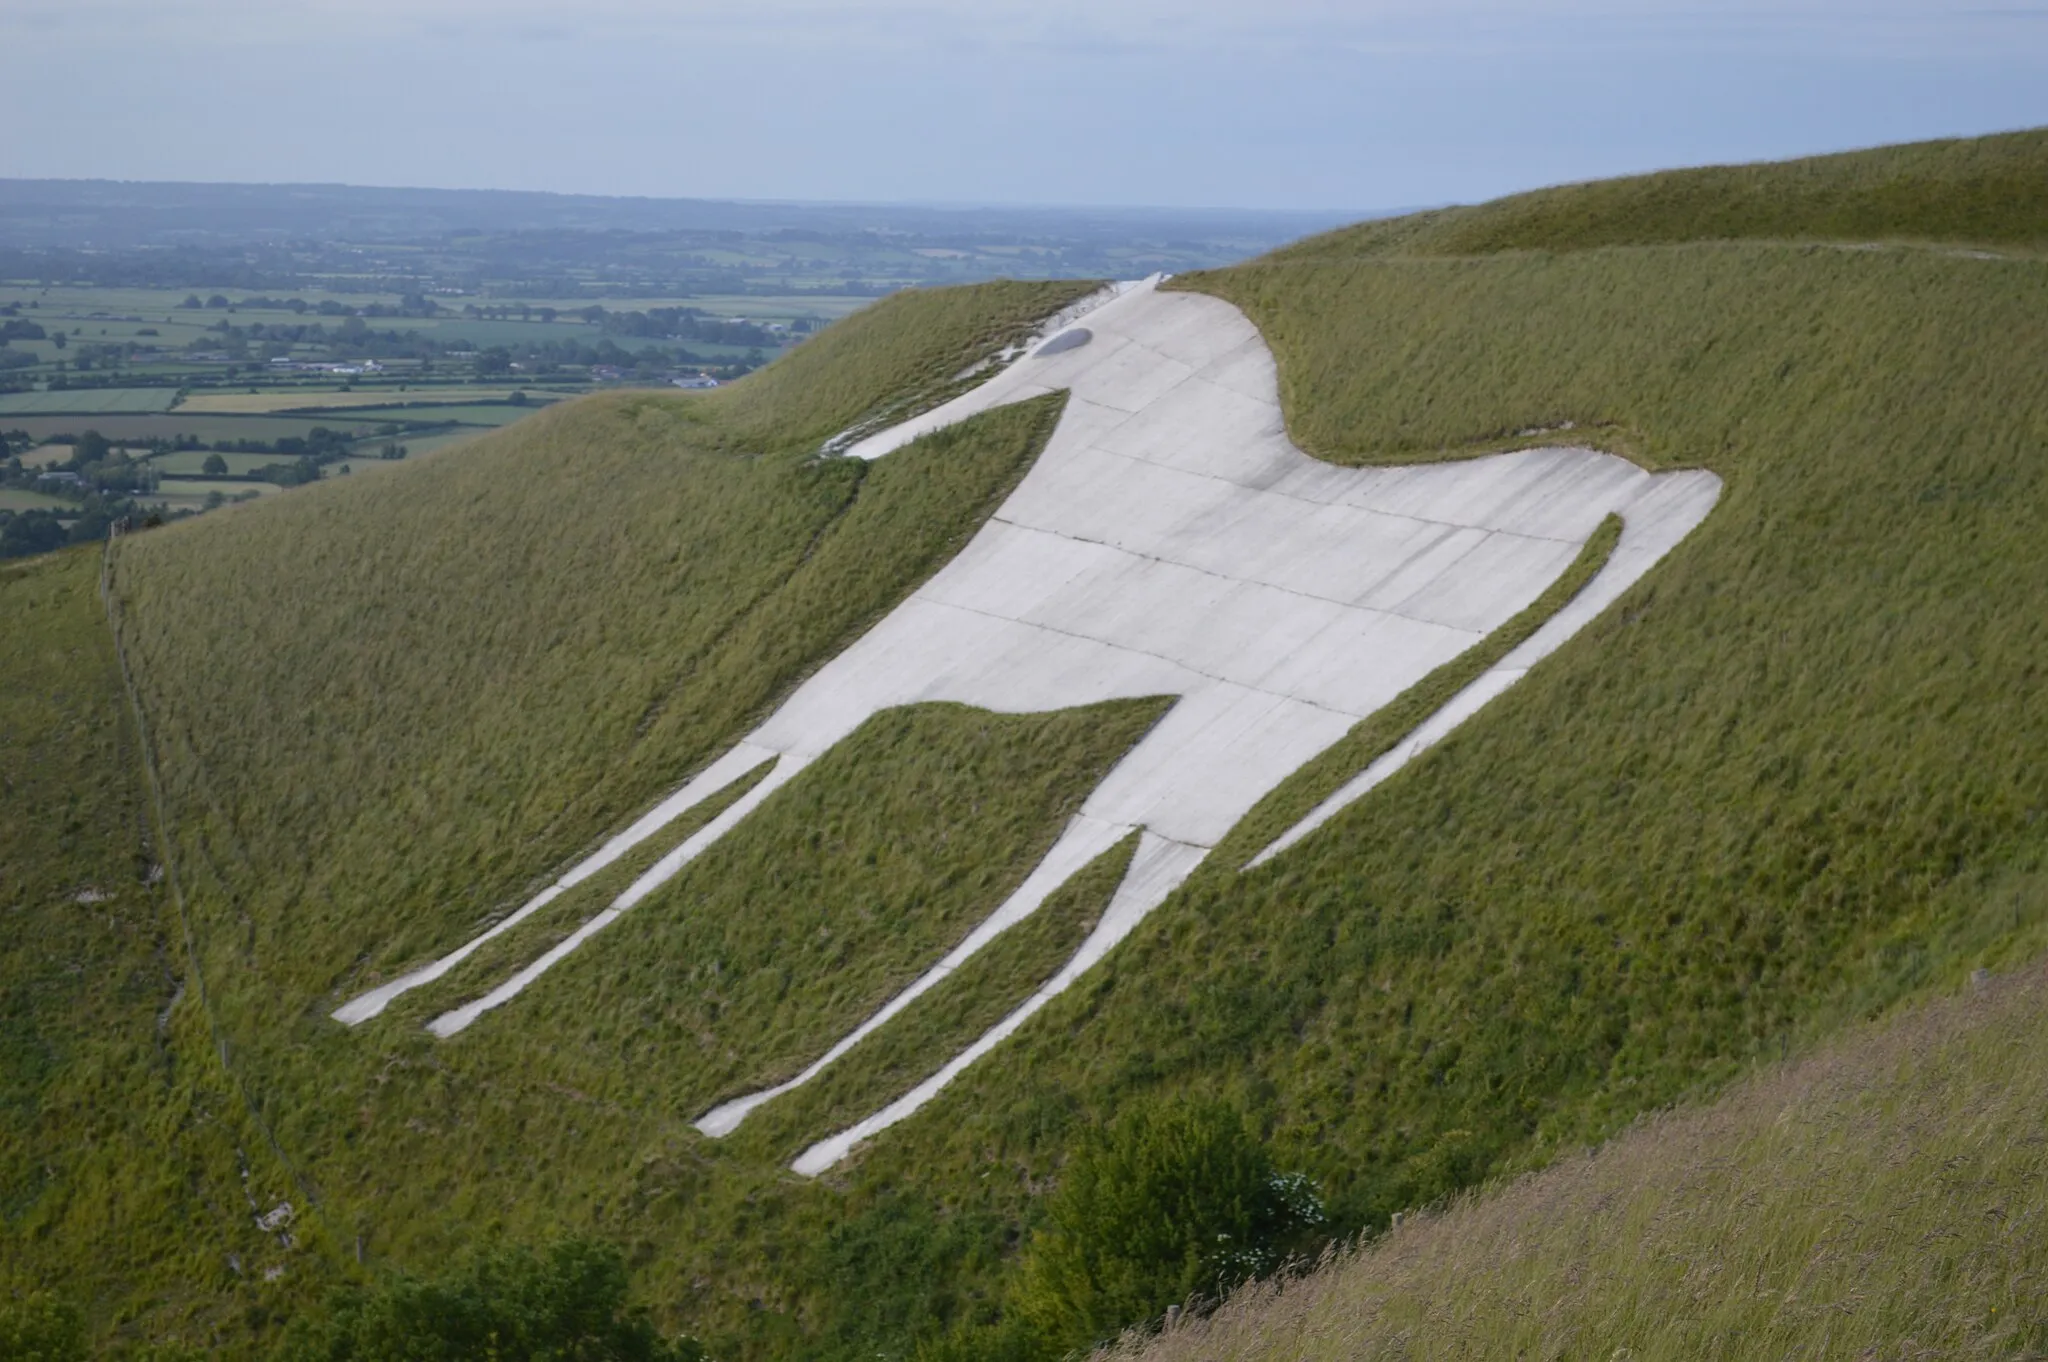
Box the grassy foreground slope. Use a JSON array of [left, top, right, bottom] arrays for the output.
[[802, 130, 2048, 1345], [1113, 959, 2048, 1360]]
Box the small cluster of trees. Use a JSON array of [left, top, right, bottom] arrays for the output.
[[245, 455, 325, 487], [68, 341, 137, 371], [0, 317, 49, 373], [0, 494, 161, 559], [210, 426, 360, 460], [586, 305, 793, 349], [6, 430, 159, 496], [925, 1098, 1329, 1361]]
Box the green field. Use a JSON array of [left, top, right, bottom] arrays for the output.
[[0, 388, 179, 415], [9, 130, 2048, 1359], [178, 387, 573, 414], [326, 401, 549, 425], [0, 487, 73, 511], [4, 415, 381, 445], [147, 450, 300, 476], [0, 279, 818, 427]]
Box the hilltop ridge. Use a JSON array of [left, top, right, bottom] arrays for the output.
[[1275, 126, 2048, 260]]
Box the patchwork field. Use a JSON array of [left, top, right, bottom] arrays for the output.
[[0, 388, 178, 415], [2, 414, 381, 444], [0, 487, 72, 511], [177, 387, 572, 414]]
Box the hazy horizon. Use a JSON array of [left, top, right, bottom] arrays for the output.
[[6, 1, 2045, 213], [0, 174, 1385, 220]]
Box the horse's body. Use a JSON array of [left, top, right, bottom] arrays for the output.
[[335, 279, 1721, 1174]]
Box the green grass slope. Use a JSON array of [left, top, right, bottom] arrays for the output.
[[1297, 126, 2048, 258], [836, 135, 2048, 1348], [818, 141, 2048, 1297], [70, 277, 1182, 1348], [115, 278, 1097, 1014], [1113, 958, 2048, 1360], [12, 127, 2048, 1358], [0, 548, 301, 1350]]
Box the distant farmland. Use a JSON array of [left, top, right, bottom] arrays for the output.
[[0, 414, 382, 444], [177, 387, 569, 414], [0, 387, 179, 415]]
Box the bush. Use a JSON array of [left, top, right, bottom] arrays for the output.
[[0, 510, 68, 560], [276, 1238, 701, 1362], [0, 1292, 86, 1362], [1013, 1100, 1325, 1352]]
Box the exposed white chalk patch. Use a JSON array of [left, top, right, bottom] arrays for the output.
[[334, 278, 1720, 1176]]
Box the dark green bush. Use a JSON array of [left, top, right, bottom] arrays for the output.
[[0, 1292, 86, 1362], [1012, 1100, 1324, 1353], [277, 1239, 699, 1362]]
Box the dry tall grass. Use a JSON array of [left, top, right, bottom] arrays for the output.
[[1112, 962, 2048, 1360]]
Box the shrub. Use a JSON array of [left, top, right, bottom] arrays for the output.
[[276, 1238, 701, 1362], [1013, 1100, 1325, 1352], [0, 1292, 86, 1362]]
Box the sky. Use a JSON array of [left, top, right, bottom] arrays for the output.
[[3, 0, 2045, 212]]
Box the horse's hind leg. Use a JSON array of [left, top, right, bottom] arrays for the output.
[[694, 812, 1135, 1136], [789, 829, 1209, 1176], [333, 740, 787, 1025], [423, 750, 812, 1037]]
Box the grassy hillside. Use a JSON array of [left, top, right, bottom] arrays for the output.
[[800, 131, 2048, 1352], [11, 128, 2048, 1358], [68, 276, 1182, 1348], [1294, 126, 2048, 259], [0, 548, 299, 1348], [1112, 958, 2048, 1359], [809, 149, 2048, 1313]]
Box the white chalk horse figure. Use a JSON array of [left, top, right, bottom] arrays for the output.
[[335, 277, 1721, 1175]]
